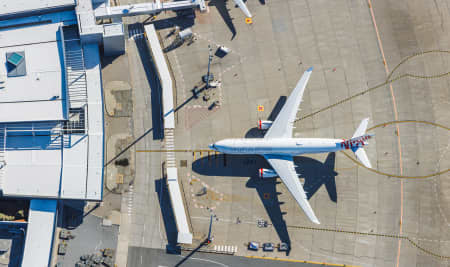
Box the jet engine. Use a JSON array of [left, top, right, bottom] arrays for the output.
[[257, 120, 273, 130], [258, 168, 277, 178]]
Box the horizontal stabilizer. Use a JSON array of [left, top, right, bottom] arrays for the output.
[[350, 118, 372, 168], [353, 147, 372, 168], [352, 117, 369, 138]]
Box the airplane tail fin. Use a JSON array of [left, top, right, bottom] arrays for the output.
[[351, 118, 372, 168]]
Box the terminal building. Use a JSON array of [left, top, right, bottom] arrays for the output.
[[0, 0, 107, 266], [0, 20, 103, 201], [0, 0, 206, 265]]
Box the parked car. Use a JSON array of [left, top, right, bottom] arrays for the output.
[[278, 242, 289, 252], [262, 242, 274, 252], [248, 241, 259, 251]]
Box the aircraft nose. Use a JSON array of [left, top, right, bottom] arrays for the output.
[[209, 144, 215, 150]]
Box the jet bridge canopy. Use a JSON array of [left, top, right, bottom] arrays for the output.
[[94, 0, 206, 20], [144, 24, 174, 129], [167, 167, 192, 244], [22, 199, 57, 267], [144, 24, 192, 244]]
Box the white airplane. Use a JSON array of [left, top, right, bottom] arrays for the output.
[[209, 67, 374, 224]]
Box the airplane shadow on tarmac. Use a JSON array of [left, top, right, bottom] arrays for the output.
[[191, 152, 337, 254], [209, 0, 268, 40], [192, 95, 338, 253], [208, 0, 237, 40]]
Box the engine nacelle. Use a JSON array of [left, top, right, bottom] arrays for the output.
[[257, 120, 273, 130], [258, 168, 277, 178]]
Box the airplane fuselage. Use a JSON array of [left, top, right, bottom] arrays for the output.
[[211, 138, 349, 156]]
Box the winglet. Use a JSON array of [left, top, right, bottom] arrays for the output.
[[307, 66, 313, 72], [307, 208, 320, 224]]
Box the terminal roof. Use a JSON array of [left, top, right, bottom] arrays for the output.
[[0, 0, 75, 19], [0, 23, 65, 123]]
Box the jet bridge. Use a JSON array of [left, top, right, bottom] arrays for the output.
[[75, 0, 205, 55], [144, 24, 192, 244], [94, 0, 206, 20]]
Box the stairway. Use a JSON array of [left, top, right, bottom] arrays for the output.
[[64, 108, 86, 135], [62, 26, 88, 109]]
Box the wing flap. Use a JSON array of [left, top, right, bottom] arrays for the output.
[[264, 155, 320, 224]]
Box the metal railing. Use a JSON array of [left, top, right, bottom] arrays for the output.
[[61, 26, 88, 110], [3, 122, 63, 134], [0, 126, 5, 189], [63, 104, 87, 135], [2, 122, 64, 150]]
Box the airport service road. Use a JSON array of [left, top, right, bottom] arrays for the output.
[[125, 21, 166, 250], [127, 247, 322, 267], [113, 7, 168, 267]]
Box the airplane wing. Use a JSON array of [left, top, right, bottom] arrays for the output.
[[264, 154, 320, 224], [264, 67, 313, 139], [233, 0, 252, 18]]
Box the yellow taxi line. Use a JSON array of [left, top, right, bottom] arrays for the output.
[[244, 255, 360, 267]]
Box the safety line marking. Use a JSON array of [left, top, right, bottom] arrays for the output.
[[366, 1, 405, 263], [294, 50, 450, 123], [244, 256, 360, 267], [285, 224, 450, 260]]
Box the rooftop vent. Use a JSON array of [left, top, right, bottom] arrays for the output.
[[6, 51, 26, 77]]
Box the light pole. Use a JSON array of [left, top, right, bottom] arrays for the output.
[[205, 45, 213, 89], [206, 213, 213, 244]]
